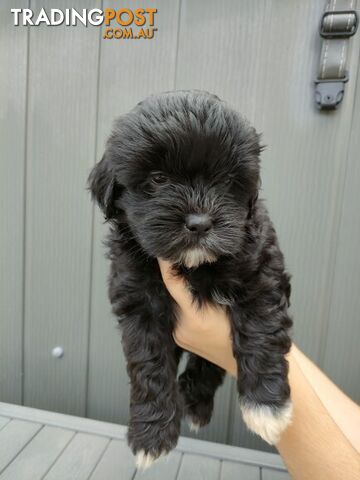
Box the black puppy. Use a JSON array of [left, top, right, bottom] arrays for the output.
[[88, 90, 292, 468]]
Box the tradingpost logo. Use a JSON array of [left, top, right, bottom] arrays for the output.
[[10, 7, 158, 40]]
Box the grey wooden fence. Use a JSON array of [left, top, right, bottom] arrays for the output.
[[1, 0, 359, 452]]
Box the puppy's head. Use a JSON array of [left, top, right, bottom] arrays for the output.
[[89, 90, 262, 268]]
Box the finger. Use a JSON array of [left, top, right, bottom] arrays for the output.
[[157, 258, 193, 308]]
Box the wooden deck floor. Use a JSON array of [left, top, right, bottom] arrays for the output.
[[0, 402, 290, 479]]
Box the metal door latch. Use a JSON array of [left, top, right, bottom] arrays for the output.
[[315, 75, 348, 110]]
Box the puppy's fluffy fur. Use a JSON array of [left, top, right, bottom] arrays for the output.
[[89, 90, 292, 467]]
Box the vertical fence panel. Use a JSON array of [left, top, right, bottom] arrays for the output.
[[86, 0, 181, 424], [0, 0, 28, 404], [23, 0, 100, 415]]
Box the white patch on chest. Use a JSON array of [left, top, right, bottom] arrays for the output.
[[180, 248, 217, 268]]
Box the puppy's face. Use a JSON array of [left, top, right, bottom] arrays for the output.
[[116, 152, 253, 268], [89, 91, 261, 268]]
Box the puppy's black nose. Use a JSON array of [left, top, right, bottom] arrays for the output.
[[185, 214, 213, 234]]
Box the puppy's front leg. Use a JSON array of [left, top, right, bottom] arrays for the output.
[[179, 353, 225, 432], [121, 315, 182, 468], [231, 289, 293, 445]]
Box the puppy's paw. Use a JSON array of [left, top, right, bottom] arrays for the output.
[[240, 401, 293, 445], [179, 378, 215, 432], [186, 416, 201, 433], [128, 408, 180, 470], [182, 397, 214, 431], [130, 432, 177, 470], [135, 450, 162, 470]]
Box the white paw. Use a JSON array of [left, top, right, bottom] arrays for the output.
[[240, 401, 293, 445], [135, 450, 159, 470], [186, 417, 200, 433]]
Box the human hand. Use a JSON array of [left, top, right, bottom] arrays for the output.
[[158, 259, 237, 376]]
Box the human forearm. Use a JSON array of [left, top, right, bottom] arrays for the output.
[[277, 346, 360, 480], [291, 345, 360, 454]]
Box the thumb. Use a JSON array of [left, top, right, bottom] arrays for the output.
[[157, 259, 193, 309]]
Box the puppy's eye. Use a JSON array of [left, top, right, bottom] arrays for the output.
[[150, 172, 168, 185], [225, 174, 235, 185]]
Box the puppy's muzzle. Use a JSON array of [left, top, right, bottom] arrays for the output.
[[185, 213, 213, 235]]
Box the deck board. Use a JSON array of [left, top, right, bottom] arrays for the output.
[[0, 402, 289, 479], [220, 460, 260, 480], [262, 468, 291, 480], [89, 440, 136, 480], [0, 420, 42, 474], [0, 425, 74, 480], [177, 453, 221, 480], [43, 433, 109, 480], [0, 419, 10, 433]]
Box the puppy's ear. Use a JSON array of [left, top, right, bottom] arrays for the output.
[[88, 154, 122, 220], [247, 194, 257, 220], [247, 180, 261, 220]]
